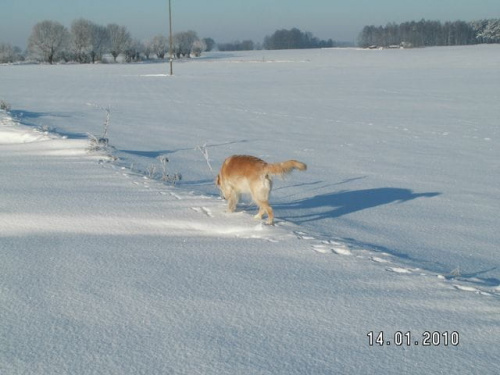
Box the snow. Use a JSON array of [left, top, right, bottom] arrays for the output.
[[1, 45, 499, 374]]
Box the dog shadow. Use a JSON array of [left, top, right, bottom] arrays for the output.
[[278, 187, 441, 223], [278, 188, 500, 289]]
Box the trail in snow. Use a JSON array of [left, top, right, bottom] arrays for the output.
[[3, 111, 496, 298]]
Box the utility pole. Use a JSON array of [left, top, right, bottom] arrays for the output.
[[168, 0, 173, 75]]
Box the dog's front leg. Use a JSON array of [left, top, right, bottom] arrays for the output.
[[227, 190, 239, 212]]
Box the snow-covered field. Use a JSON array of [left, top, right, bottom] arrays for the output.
[[1, 45, 499, 374]]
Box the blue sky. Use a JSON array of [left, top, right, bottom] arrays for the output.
[[1, 0, 499, 48]]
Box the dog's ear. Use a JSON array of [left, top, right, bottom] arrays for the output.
[[215, 174, 221, 186]]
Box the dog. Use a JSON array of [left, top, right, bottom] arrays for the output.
[[216, 155, 307, 224]]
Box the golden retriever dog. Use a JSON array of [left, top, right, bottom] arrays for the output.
[[216, 155, 307, 224]]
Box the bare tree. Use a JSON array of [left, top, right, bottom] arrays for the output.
[[70, 19, 110, 63], [107, 24, 131, 62], [71, 18, 93, 63], [143, 40, 153, 60], [28, 20, 70, 64], [90, 23, 110, 63], [125, 39, 144, 62], [173, 30, 199, 58], [0, 43, 23, 63], [150, 34, 168, 59], [203, 37, 216, 52], [191, 39, 206, 57]]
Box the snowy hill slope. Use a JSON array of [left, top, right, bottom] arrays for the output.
[[1, 45, 499, 373], [1, 111, 499, 374]]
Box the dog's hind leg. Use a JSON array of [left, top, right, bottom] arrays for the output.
[[251, 176, 274, 224], [254, 200, 274, 225], [254, 205, 266, 220]]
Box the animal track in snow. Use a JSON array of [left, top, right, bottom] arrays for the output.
[[191, 207, 214, 218], [170, 192, 182, 200], [324, 240, 352, 256], [289, 224, 498, 299], [294, 231, 315, 240], [312, 244, 332, 254], [370, 256, 391, 264], [331, 246, 352, 256], [453, 284, 480, 293], [109, 158, 500, 299], [386, 267, 412, 274], [309, 240, 352, 255], [451, 284, 493, 296]]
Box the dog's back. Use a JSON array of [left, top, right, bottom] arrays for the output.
[[220, 155, 267, 185], [217, 155, 307, 224]]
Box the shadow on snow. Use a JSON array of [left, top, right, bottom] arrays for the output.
[[279, 187, 440, 223], [279, 186, 499, 290], [9, 109, 88, 139]]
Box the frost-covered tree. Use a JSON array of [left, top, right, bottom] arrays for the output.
[[107, 24, 131, 62], [71, 18, 93, 63], [173, 30, 199, 58], [472, 19, 500, 43], [143, 41, 153, 60], [28, 20, 70, 64], [203, 37, 216, 52], [483, 19, 500, 42], [90, 23, 110, 63], [0, 43, 23, 63], [150, 34, 169, 59], [191, 39, 206, 57], [70, 19, 110, 63], [125, 39, 144, 62]]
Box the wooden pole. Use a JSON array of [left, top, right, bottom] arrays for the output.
[[169, 0, 173, 75]]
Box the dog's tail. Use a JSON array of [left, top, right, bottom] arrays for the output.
[[265, 160, 307, 177]]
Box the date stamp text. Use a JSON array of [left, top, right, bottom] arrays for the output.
[[367, 331, 460, 347]]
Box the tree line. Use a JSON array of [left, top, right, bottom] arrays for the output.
[[1, 21, 353, 64], [5, 18, 497, 64], [0, 19, 210, 64], [217, 28, 352, 51], [263, 28, 352, 50], [358, 19, 500, 48]]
